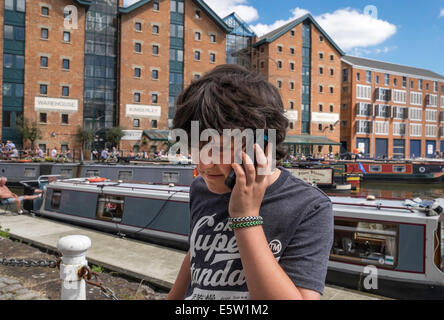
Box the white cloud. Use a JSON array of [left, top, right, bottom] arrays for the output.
[[250, 7, 397, 52], [440, 9, 444, 17], [350, 46, 398, 57], [251, 8, 309, 36], [201, 0, 259, 23], [316, 8, 397, 51]]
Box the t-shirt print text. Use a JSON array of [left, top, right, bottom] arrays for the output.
[[190, 214, 246, 288]]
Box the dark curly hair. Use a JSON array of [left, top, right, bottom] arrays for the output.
[[172, 64, 289, 160]]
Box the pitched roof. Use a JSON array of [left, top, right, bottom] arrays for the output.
[[253, 13, 345, 56], [73, 0, 91, 6], [223, 12, 255, 37], [119, 0, 232, 33], [342, 55, 444, 81]]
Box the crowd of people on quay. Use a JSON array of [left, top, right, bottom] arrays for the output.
[[0, 141, 73, 161], [90, 147, 168, 163]]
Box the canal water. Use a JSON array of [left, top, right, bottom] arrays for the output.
[[347, 181, 444, 200]]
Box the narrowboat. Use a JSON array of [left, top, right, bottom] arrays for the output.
[[286, 167, 352, 191], [342, 161, 444, 183], [27, 177, 444, 299], [0, 161, 196, 186]]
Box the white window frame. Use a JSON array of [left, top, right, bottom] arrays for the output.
[[356, 103, 372, 117], [375, 104, 390, 118], [440, 126, 444, 138], [393, 123, 406, 136], [425, 125, 437, 138], [440, 111, 444, 123], [374, 121, 389, 135], [426, 109, 437, 122], [392, 89, 406, 104], [356, 120, 372, 134], [410, 124, 422, 137], [356, 85, 371, 100], [392, 106, 407, 120], [409, 107, 422, 121], [426, 94, 437, 107], [441, 96, 444, 108], [376, 87, 391, 102], [410, 92, 423, 106]]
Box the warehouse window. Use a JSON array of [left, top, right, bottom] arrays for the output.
[[40, 113, 47, 123], [41, 28, 49, 39], [40, 56, 48, 68], [40, 84, 48, 95], [41, 6, 49, 16], [63, 31, 70, 43], [62, 86, 69, 97]]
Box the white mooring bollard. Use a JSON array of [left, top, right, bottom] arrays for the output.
[[57, 235, 92, 300]]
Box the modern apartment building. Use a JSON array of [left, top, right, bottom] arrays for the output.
[[251, 14, 344, 155], [1, 0, 229, 153], [341, 56, 444, 159]]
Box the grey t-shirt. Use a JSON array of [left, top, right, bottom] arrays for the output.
[[185, 167, 333, 300]]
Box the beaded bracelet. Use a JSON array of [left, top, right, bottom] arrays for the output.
[[228, 216, 263, 224], [230, 220, 264, 230]]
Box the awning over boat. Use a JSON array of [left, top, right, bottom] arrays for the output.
[[284, 135, 341, 146], [142, 130, 170, 141]]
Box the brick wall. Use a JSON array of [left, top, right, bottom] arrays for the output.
[[24, 0, 86, 152], [343, 63, 444, 158], [119, 0, 170, 152], [310, 24, 341, 154], [266, 25, 302, 136], [183, 0, 227, 87]]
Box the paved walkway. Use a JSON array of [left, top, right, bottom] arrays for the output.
[[0, 213, 385, 300], [0, 276, 49, 300]]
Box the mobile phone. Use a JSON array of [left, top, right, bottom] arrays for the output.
[[224, 134, 268, 190]]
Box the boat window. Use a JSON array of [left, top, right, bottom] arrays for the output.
[[96, 195, 124, 222], [162, 171, 179, 184], [60, 169, 72, 178], [393, 166, 406, 173], [369, 165, 382, 173], [331, 218, 399, 269], [86, 170, 100, 177], [118, 171, 132, 181], [51, 190, 62, 209], [24, 167, 36, 177]]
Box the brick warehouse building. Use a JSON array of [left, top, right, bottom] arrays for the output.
[[250, 14, 344, 156], [0, 0, 230, 154], [341, 56, 444, 159]]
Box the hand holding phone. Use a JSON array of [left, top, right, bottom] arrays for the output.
[[224, 134, 268, 190]]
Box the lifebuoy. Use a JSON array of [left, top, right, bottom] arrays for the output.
[[419, 167, 426, 173], [88, 177, 107, 183]]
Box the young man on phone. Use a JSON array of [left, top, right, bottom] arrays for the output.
[[167, 64, 333, 300]]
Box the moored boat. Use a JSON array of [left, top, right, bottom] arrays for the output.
[[331, 160, 444, 183], [26, 176, 444, 299]]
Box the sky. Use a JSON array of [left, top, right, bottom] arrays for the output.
[[123, 0, 444, 76]]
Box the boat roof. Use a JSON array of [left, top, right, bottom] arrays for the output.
[[331, 195, 443, 222], [51, 178, 190, 193], [48, 178, 443, 222]]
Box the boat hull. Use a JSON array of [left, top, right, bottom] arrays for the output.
[[326, 268, 444, 300]]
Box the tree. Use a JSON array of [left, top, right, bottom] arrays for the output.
[[15, 116, 42, 150], [75, 126, 95, 162], [105, 126, 125, 149]]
